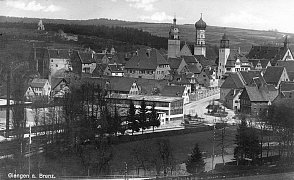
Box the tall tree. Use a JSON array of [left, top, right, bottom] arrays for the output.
[[186, 143, 205, 174], [127, 100, 139, 135], [148, 103, 160, 132], [138, 99, 148, 134]]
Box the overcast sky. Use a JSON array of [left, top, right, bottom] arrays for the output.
[[1, 0, 293, 33]]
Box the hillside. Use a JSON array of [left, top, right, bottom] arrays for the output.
[[1, 16, 293, 52]]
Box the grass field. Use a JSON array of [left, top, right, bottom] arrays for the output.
[[110, 126, 237, 172]]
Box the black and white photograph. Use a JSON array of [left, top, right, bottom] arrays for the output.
[[0, 0, 294, 179]]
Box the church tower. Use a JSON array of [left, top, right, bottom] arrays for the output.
[[37, 19, 45, 31], [194, 14, 206, 57], [217, 33, 230, 79], [168, 17, 180, 58]]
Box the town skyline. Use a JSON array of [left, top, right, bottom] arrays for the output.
[[1, 0, 294, 33]]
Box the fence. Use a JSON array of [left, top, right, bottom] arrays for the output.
[[189, 88, 220, 102]]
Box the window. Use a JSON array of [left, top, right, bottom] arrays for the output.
[[56, 64, 58, 67]]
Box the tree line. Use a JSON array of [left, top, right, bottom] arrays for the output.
[[233, 103, 294, 166], [0, 22, 168, 50]]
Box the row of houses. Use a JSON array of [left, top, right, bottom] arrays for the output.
[[220, 65, 294, 115]]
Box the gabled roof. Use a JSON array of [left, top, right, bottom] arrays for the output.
[[288, 71, 294, 81], [106, 76, 135, 92], [169, 73, 190, 85], [239, 70, 263, 85], [135, 78, 168, 95], [194, 55, 216, 67], [79, 52, 96, 64], [249, 59, 271, 69], [275, 60, 294, 73], [263, 66, 285, 86], [186, 64, 201, 74], [225, 89, 242, 100], [220, 73, 244, 89], [30, 78, 48, 88], [108, 64, 124, 73], [244, 85, 278, 102], [125, 48, 168, 70], [92, 63, 108, 77], [48, 49, 70, 59], [51, 77, 67, 90], [225, 50, 249, 67], [246, 45, 288, 61], [168, 57, 182, 70], [280, 81, 294, 92], [160, 85, 185, 97], [183, 56, 198, 65], [180, 43, 193, 56]]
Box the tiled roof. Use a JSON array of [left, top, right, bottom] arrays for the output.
[[194, 55, 216, 67], [168, 57, 182, 70], [280, 81, 294, 92], [273, 97, 294, 108], [244, 85, 278, 102], [225, 89, 242, 100], [108, 64, 124, 72], [288, 71, 294, 81], [246, 45, 288, 62], [125, 48, 168, 70], [30, 78, 48, 88], [169, 73, 190, 85], [239, 71, 263, 85], [160, 85, 185, 97], [79, 52, 96, 64], [48, 49, 70, 59], [220, 73, 244, 89], [263, 66, 285, 86], [135, 78, 168, 95], [225, 50, 248, 67], [249, 59, 271, 69], [92, 63, 108, 77], [183, 56, 198, 65], [186, 64, 201, 74], [275, 60, 294, 73], [51, 77, 67, 89], [106, 76, 135, 92]]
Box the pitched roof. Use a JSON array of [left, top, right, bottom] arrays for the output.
[[194, 55, 216, 67], [168, 57, 182, 69], [179, 43, 193, 56], [51, 77, 67, 89], [125, 48, 168, 70], [186, 64, 201, 74], [239, 71, 263, 85], [92, 63, 108, 77], [106, 76, 135, 92], [183, 56, 198, 65], [280, 81, 294, 92], [225, 89, 242, 100], [30, 78, 48, 88], [108, 64, 124, 72], [135, 78, 168, 95], [160, 85, 185, 97], [169, 73, 190, 85], [263, 66, 285, 86], [249, 59, 271, 69], [220, 73, 245, 89], [275, 60, 294, 73], [244, 85, 278, 102], [288, 71, 294, 81], [79, 52, 96, 64], [273, 97, 294, 108], [247, 45, 288, 60], [48, 49, 70, 59]]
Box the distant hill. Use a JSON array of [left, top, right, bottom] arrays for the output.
[[1, 16, 293, 53]]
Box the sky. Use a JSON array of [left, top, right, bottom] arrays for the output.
[[0, 0, 294, 33]]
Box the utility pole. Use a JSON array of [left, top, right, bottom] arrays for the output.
[[29, 125, 31, 179], [5, 65, 11, 138], [212, 117, 216, 171]]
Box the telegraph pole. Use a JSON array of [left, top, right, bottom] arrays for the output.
[[5, 62, 11, 138]]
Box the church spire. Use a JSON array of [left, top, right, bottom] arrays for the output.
[[284, 35, 289, 48]]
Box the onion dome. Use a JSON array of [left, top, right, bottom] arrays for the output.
[[195, 14, 206, 30]]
